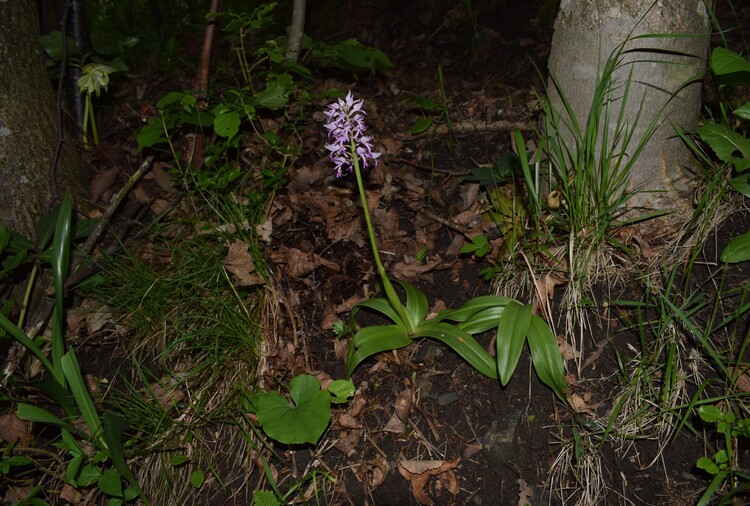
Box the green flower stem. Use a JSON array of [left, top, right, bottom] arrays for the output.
[[350, 139, 415, 335]]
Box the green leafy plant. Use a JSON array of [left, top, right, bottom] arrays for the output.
[[696, 404, 750, 505], [324, 91, 567, 401], [0, 194, 147, 505], [696, 47, 750, 263], [245, 375, 355, 445]]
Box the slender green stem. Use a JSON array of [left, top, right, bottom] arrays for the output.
[[350, 139, 415, 334]]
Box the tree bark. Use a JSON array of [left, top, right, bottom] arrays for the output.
[[285, 0, 307, 62], [0, 2, 85, 238], [546, 0, 712, 222]]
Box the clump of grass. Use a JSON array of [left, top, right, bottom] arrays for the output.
[[81, 229, 268, 502]]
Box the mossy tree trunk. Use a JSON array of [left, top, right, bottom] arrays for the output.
[[546, 0, 712, 223], [0, 2, 85, 238]]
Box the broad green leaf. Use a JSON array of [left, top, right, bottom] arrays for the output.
[[103, 413, 149, 505], [711, 47, 750, 76], [496, 301, 531, 386], [213, 105, 240, 139], [137, 118, 169, 150], [356, 297, 404, 326], [697, 123, 750, 167], [51, 193, 72, 385], [526, 315, 567, 401], [346, 325, 411, 377], [98, 469, 123, 497], [395, 280, 428, 327], [433, 296, 512, 324], [253, 77, 291, 110], [415, 321, 497, 379], [255, 375, 331, 445], [697, 405, 724, 423], [62, 350, 104, 448], [328, 379, 355, 404], [411, 117, 433, 135], [65, 453, 84, 484], [734, 101, 750, 120], [77, 463, 101, 487], [333, 39, 392, 73], [253, 490, 281, 506], [17, 403, 87, 439], [721, 229, 750, 263], [458, 306, 505, 334], [730, 173, 750, 197], [696, 456, 719, 475]]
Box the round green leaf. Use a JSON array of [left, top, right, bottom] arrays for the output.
[[255, 375, 331, 445], [190, 469, 205, 489]]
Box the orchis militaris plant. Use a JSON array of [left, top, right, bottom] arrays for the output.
[[325, 91, 568, 402]]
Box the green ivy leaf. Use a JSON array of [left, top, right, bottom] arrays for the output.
[[255, 375, 332, 445]]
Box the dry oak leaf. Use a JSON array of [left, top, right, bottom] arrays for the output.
[[269, 247, 340, 278], [222, 240, 264, 286], [398, 458, 461, 506]]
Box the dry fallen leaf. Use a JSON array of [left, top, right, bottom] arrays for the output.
[[729, 366, 750, 393], [333, 429, 361, 456], [222, 240, 264, 286], [0, 414, 32, 445], [517, 478, 533, 506], [394, 388, 415, 421], [59, 483, 81, 505], [270, 247, 340, 278], [366, 455, 390, 488], [398, 458, 461, 506], [336, 413, 363, 430]]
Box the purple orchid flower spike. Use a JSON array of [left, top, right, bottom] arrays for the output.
[[324, 91, 381, 177]]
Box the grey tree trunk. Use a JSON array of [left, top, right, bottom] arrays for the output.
[[546, 0, 711, 222], [0, 2, 85, 238]]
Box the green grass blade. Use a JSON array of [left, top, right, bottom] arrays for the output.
[[414, 321, 498, 379], [495, 301, 531, 385], [61, 350, 104, 448], [527, 315, 567, 402], [346, 325, 411, 377], [103, 412, 150, 506]]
